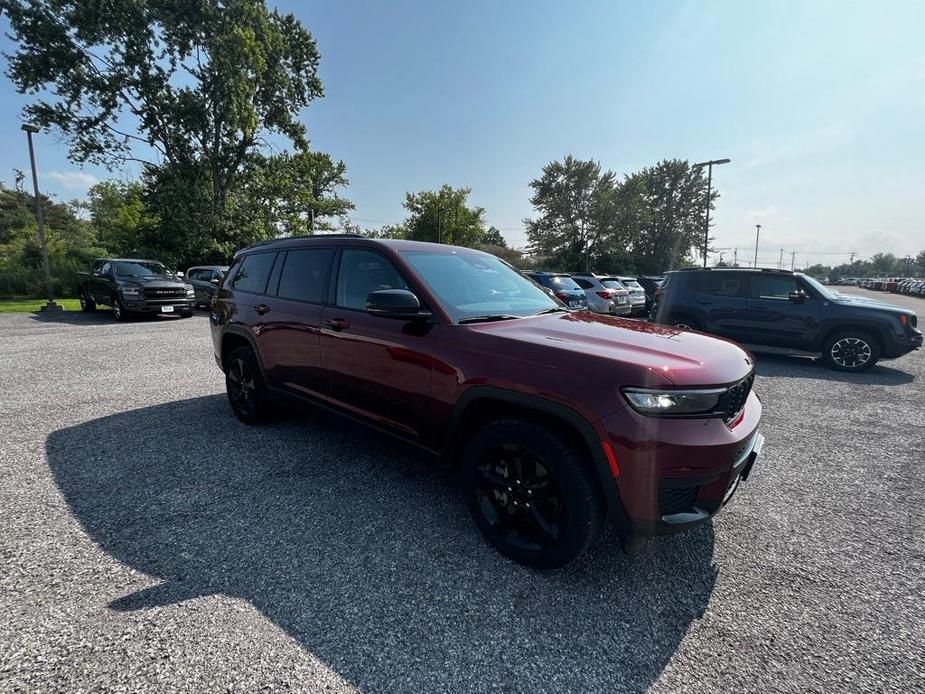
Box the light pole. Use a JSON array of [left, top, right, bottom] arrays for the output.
[[753, 224, 761, 268], [22, 123, 61, 312], [693, 158, 731, 267]]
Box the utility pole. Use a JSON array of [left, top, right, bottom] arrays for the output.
[[849, 251, 856, 266], [779, 248, 784, 269], [22, 123, 60, 312], [753, 224, 761, 268], [790, 251, 796, 271], [692, 158, 731, 267], [733, 248, 738, 266], [437, 207, 442, 244]]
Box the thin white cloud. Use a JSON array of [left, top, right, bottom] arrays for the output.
[[44, 171, 99, 190]]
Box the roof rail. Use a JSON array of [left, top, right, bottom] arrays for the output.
[[235, 232, 366, 256], [672, 266, 795, 274]]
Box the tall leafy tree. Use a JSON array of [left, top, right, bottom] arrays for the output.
[[524, 156, 620, 272], [2, 0, 349, 259], [402, 185, 485, 247]]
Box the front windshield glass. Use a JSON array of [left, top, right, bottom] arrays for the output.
[[114, 261, 171, 278], [800, 274, 838, 300], [400, 249, 558, 322]]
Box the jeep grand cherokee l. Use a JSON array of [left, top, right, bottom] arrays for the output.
[[210, 236, 763, 568], [652, 268, 921, 372]]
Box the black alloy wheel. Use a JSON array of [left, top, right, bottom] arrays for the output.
[[225, 346, 272, 424], [474, 443, 566, 552], [112, 295, 129, 322], [462, 418, 605, 569]]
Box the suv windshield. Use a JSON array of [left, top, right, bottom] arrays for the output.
[[800, 274, 838, 300], [114, 261, 171, 278], [401, 250, 558, 322]]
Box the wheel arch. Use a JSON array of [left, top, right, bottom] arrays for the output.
[[219, 328, 268, 379], [446, 386, 628, 530], [818, 321, 888, 353]]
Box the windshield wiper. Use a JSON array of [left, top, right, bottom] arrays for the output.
[[532, 307, 570, 315], [458, 314, 521, 324]]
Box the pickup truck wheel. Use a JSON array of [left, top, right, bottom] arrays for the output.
[[225, 346, 272, 424], [78, 290, 96, 312], [823, 331, 880, 372], [462, 418, 605, 569], [112, 296, 130, 322]]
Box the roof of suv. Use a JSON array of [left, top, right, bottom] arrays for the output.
[[234, 235, 487, 257], [671, 267, 796, 275]]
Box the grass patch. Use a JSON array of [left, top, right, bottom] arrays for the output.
[[0, 298, 83, 313]]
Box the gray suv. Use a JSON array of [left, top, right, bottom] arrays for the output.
[[570, 274, 632, 316]]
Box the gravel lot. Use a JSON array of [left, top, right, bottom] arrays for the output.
[[1, 288, 923, 693]]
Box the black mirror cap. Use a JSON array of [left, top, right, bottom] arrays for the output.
[[367, 289, 431, 319], [789, 291, 806, 303]]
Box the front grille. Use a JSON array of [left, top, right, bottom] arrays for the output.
[[141, 287, 186, 300], [659, 485, 699, 515], [715, 372, 754, 422]]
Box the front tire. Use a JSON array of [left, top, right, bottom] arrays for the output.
[[112, 295, 130, 322], [225, 346, 273, 424], [823, 331, 880, 372], [462, 418, 605, 569]]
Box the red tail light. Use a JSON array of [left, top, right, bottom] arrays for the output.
[[595, 290, 613, 299]]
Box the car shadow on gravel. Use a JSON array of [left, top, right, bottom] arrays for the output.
[[29, 311, 206, 326], [46, 395, 717, 693], [753, 353, 915, 385]]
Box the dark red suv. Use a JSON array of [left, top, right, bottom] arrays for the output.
[[210, 236, 763, 568]]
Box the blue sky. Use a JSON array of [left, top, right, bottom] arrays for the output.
[[2, 0, 923, 266]]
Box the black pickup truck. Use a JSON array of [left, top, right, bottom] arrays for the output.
[[76, 258, 195, 321]]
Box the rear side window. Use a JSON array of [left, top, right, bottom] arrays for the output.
[[751, 275, 801, 299], [232, 252, 276, 294], [601, 279, 625, 290], [691, 272, 746, 297], [573, 277, 594, 290], [277, 248, 335, 303]]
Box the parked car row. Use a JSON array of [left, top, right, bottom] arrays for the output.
[[523, 271, 662, 318], [894, 279, 925, 295], [855, 276, 925, 295]]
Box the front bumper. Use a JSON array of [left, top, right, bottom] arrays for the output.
[[123, 298, 195, 314], [883, 330, 923, 358], [600, 390, 763, 537]]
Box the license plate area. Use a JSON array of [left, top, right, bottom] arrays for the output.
[[160, 305, 175, 313]]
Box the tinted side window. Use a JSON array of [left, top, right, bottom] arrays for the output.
[[751, 275, 801, 299], [336, 249, 409, 310], [232, 252, 276, 294], [573, 277, 594, 289], [277, 248, 335, 303], [187, 269, 203, 281], [100, 262, 112, 275], [691, 272, 745, 297]]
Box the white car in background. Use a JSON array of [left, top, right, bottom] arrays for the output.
[[614, 276, 648, 316], [570, 273, 632, 316]]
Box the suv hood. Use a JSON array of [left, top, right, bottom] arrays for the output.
[[475, 312, 754, 387], [831, 293, 914, 316]]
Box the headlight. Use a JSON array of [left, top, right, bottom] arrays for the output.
[[622, 387, 725, 416], [120, 287, 141, 297]]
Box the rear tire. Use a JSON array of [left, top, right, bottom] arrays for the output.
[[823, 330, 880, 372], [461, 418, 605, 569], [225, 346, 273, 424], [670, 315, 700, 331], [78, 289, 96, 312]]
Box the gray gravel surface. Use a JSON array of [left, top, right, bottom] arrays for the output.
[[1, 289, 923, 693]]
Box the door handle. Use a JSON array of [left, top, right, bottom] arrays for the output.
[[325, 317, 349, 332], [254, 304, 270, 315]]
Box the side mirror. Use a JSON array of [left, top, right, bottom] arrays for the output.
[[367, 289, 430, 320], [789, 291, 807, 303]]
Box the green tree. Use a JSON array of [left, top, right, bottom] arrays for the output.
[[483, 226, 508, 248], [2, 0, 348, 259], [402, 185, 485, 247], [86, 181, 155, 257]]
